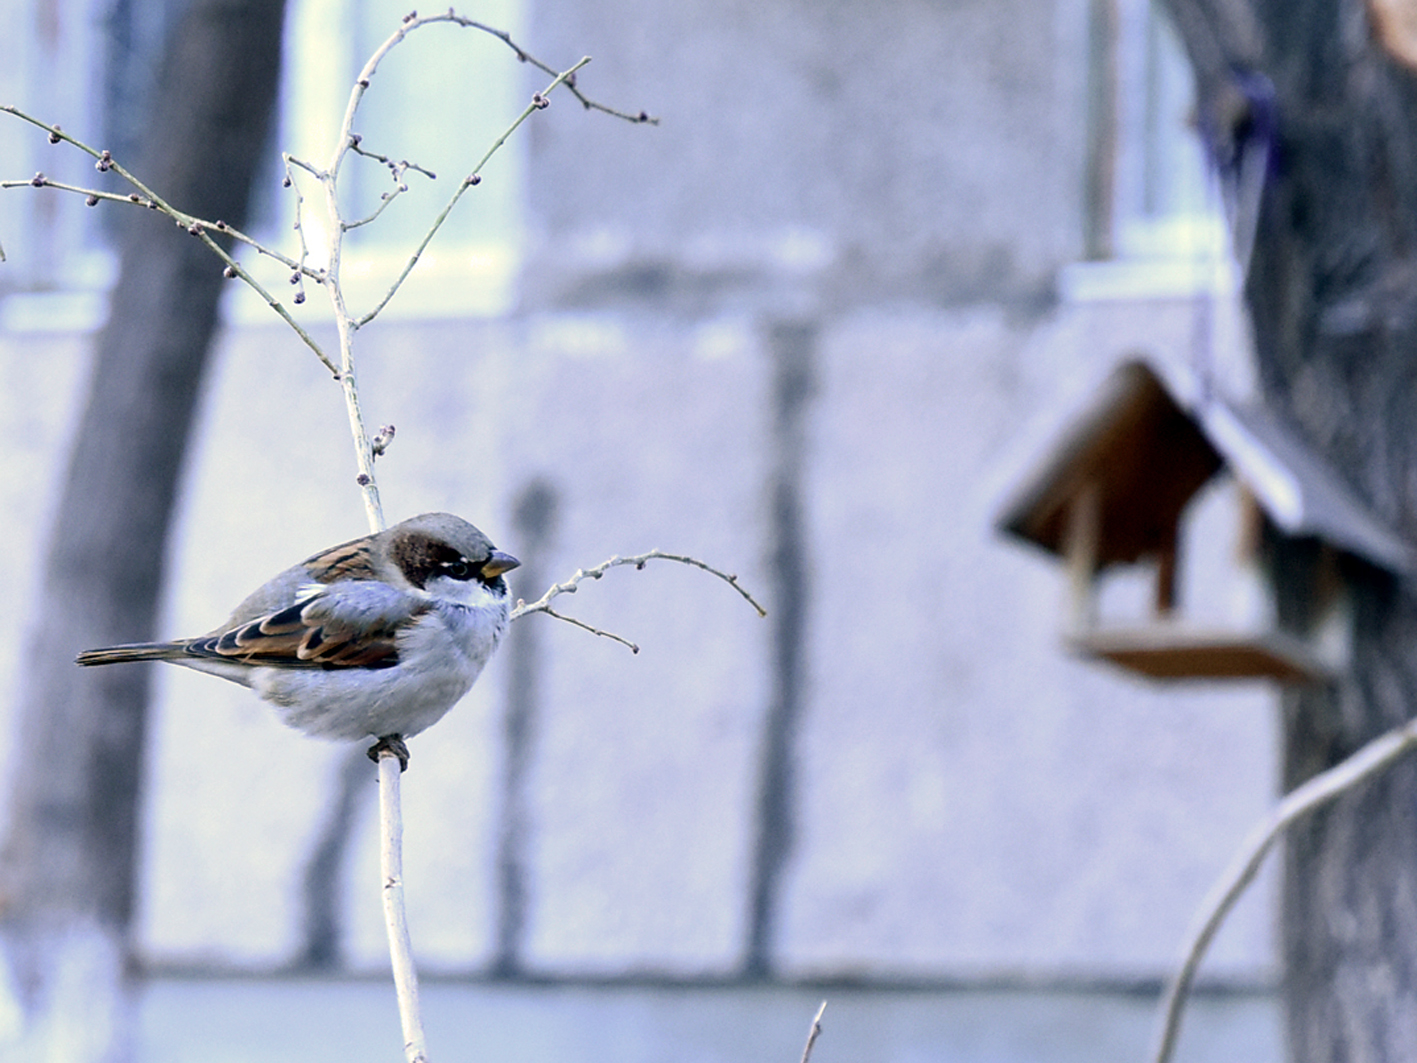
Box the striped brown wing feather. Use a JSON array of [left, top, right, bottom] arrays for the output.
[[303, 537, 381, 583], [185, 597, 402, 670]]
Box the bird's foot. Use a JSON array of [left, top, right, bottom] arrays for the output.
[[367, 734, 410, 772]]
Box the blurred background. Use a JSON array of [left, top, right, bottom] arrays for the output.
[[0, 0, 1289, 1059]]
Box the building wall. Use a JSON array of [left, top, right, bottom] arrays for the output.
[[0, 0, 1280, 985]]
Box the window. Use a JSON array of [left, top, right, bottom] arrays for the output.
[[1063, 0, 1234, 302], [0, 0, 528, 331], [0, 0, 123, 329], [238, 0, 527, 321]]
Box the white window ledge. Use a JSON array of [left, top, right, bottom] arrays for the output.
[[1058, 254, 1241, 303]]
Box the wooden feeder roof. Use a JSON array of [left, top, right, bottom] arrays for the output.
[[997, 359, 1417, 577]]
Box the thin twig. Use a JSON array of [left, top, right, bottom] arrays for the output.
[[1, 113, 339, 376], [446, 16, 657, 123], [512, 549, 769, 628], [1151, 715, 1417, 1063], [278, 156, 314, 306], [2, 122, 319, 279], [2, 7, 653, 346], [378, 750, 429, 1063], [539, 606, 641, 653], [355, 57, 591, 327], [799, 1001, 827, 1063], [1, 176, 149, 204], [343, 185, 411, 230], [348, 137, 436, 178], [336, 10, 658, 126]]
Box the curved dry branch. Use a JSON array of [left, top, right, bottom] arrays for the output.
[[513, 549, 767, 624], [1151, 715, 1417, 1063]]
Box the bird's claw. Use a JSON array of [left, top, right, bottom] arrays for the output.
[[367, 734, 410, 772]]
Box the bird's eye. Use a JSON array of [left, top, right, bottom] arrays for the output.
[[442, 558, 474, 580]]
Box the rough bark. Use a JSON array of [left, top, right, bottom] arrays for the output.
[[1163, 1, 1417, 1060], [0, 0, 284, 1056]]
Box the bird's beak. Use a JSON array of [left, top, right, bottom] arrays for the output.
[[484, 550, 521, 578]]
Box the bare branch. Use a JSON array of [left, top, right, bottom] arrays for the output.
[[199, 231, 338, 376], [538, 605, 641, 653], [342, 138, 437, 230], [376, 750, 429, 1063], [354, 56, 592, 327], [445, 16, 657, 123], [348, 136, 438, 181], [513, 549, 767, 623], [343, 10, 659, 126], [279, 155, 317, 306], [9, 16, 657, 1063], [800, 1001, 828, 1063], [1151, 715, 1417, 1063], [0, 109, 339, 376], [511, 549, 767, 651]]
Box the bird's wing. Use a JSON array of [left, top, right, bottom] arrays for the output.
[[303, 534, 383, 583], [184, 580, 425, 670], [215, 532, 388, 628]]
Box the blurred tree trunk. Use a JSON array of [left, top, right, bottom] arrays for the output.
[[0, 0, 284, 1056], [1163, 1, 1417, 1060]]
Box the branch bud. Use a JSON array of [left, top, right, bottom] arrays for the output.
[[372, 424, 397, 456]]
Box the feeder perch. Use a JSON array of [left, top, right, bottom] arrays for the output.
[[997, 359, 1416, 682]]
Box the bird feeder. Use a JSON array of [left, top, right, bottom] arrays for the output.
[[997, 359, 1416, 682]]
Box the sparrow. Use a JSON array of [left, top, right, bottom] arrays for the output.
[[76, 512, 519, 769]]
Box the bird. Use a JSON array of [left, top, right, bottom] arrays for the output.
[[76, 512, 519, 770]]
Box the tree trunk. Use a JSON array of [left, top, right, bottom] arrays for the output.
[[1163, 2, 1417, 1060], [0, 0, 284, 1056]]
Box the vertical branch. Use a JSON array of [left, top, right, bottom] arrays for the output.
[[339, 346, 385, 531], [266, 16, 645, 1057], [379, 753, 428, 1063]]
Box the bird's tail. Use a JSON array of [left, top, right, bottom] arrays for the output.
[[75, 642, 185, 666]]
